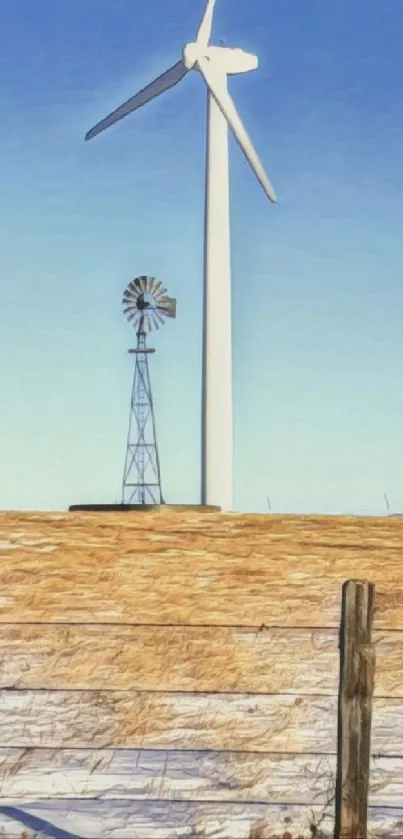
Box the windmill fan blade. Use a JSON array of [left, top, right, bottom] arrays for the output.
[[148, 277, 162, 294], [133, 277, 144, 292], [123, 301, 138, 315], [138, 277, 149, 293], [154, 287, 168, 302], [152, 313, 160, 330], [146, 277, 157, 292], [125, 282, 140, 299], [122, 294, 138, 309], [125, 306, 137, 319], [141, 276, 151, 292], [197, 57, 277, 203], [196, 0, 217, 46], [154, 310, 165, 326], [85, 60, 188, 141], [123, 295, 138, 308]]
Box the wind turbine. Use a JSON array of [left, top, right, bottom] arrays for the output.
[[85, 0, 277, 511]]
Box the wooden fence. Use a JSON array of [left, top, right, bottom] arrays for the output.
[[0, 510, 402, 838]]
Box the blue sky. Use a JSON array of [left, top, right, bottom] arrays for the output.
[[0, 0, 402, 514]]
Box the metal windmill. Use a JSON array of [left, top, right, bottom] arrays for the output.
[[121, 275, 176, 505]]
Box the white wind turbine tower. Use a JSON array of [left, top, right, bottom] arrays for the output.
[[85, 0, 277, 511]]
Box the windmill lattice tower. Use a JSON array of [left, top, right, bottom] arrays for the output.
[[121, 276, 176, 505]]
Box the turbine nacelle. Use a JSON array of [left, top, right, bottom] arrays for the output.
[[183, 43, 258, 76], [204, 46, 258, 75]]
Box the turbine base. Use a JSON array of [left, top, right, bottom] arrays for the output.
[[69, 503, 221, 513]]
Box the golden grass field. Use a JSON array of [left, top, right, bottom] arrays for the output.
[[0, 509, 403, 627]]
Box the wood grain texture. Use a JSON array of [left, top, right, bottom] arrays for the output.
[[0, 690, 402, 755], [3, 624, 403, 696], [1, 511, 403, 627], [1, 748, 403, 808], [0, 624, 338, 695], [336, 580, 375, 839], [0, 799, 402, 838], [0, 748, 336, 804], [0, 689, 337, 752]]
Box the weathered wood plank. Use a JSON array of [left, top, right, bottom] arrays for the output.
[[1, 748, 403, 808], [0, 625, 337, 694], [0, 624, 337, 695], [2, 624, 402, 696], [0, 748, 336, 803], [336, 579, 375, 839], [1, 512, 403, 627], [0, 689, 337, 752], [0, 690, 402, 755], [0, 799, 402, 838]]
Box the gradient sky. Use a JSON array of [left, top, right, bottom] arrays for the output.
[[0, 0, 402, 514]]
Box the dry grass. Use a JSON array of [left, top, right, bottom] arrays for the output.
[[0, 510, 403, 627]]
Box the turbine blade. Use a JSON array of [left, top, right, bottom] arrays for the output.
[[85, 60, 188, 141], [196, 0, 217, 46], [197, 57, 277, 203]]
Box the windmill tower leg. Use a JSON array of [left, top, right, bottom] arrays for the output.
[[122, 328, 164, 505], [201, 78, 233, 511]]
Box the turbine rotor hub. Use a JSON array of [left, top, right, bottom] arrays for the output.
[[183, 42, 202, 70]]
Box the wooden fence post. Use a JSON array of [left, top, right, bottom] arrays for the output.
[[335, 579, 375, 839]]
